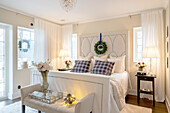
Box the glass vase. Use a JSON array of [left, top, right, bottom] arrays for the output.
[[66, 64, 70, 69], [138, 67, 143, 71], [41, 71, 49, 92]]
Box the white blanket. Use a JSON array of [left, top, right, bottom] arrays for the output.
[[110, 77, 125, 111], [31, 70, 127, 113]]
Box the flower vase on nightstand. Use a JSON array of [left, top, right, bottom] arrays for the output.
[[138, 67, 144, 71], [65, 60, 72, 69], [137, 62, 147, 75]]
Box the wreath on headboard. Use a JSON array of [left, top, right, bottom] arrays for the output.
[[94, 33, 107, 54]]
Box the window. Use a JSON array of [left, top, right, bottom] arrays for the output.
[[71, 34, 77, 60], [0, 26, 6, 98], [17, 27, 34, 69], [133, 27, 143, 62], [0, 23, 12, 99]]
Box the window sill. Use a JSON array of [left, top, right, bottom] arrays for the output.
[[17, 66, 35, 70]]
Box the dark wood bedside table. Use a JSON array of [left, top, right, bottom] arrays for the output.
[[136, 74, 156, 106]]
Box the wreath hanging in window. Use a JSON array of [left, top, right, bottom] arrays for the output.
[[94, 33, 107, 54], [18, 40, 30, 52]]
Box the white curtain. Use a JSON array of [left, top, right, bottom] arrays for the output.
[[34, 18, 62, 69], [61, 24, 73, 57], [141, 9, 165, 102]]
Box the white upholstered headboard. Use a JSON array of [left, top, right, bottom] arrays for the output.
[[78, 31, 130, 72]]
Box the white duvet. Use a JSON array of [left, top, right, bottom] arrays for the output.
[[110, 77, 125, 111], [31, 70, 128, 113]]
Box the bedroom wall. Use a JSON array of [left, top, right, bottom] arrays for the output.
[[73, 15, 141, 92], [0, 8, 33, 99]]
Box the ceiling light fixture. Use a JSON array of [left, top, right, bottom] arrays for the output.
[[59, 0, 77, 12]]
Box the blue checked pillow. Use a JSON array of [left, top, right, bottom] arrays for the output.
[[71, 60, 91, 73], [91, 60, 115, 75]]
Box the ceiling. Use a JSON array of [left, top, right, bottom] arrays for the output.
[[0, 0, 168, 24]]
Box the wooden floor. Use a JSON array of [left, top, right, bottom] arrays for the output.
[[0, 97, 20, 108], [126, 95, 168, 113], [0, 95, 168, 113]]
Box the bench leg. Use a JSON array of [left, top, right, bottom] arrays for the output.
[[22, 105, 25, 113], [38, 110, 41, 113]]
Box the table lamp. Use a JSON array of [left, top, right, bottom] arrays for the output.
[[59, 49, 69, 68], [142, 47, 160, 75]]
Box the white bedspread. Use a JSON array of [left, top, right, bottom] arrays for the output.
[[31, 70, 128, 113], [110, 72, 129, 96], [110, 77, 125, 111]]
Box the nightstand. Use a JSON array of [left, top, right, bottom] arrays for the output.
[[135, 74, 156, 106]]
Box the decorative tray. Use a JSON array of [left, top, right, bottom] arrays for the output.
[[29, 91, 63, 104], [58, 68, 72, 71]]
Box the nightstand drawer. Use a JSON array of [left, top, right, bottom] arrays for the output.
[[139, 77, 154, 81]]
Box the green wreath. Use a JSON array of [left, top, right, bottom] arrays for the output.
[[94, 41, 107, 54], [18, 40, 30, 52]]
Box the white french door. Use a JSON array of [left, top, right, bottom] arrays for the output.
[[0, 25, 7, 99]]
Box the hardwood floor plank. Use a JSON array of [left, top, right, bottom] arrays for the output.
[[0, 98, 21, 108]]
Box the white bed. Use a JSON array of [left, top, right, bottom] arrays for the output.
[[31, 31, 130, 113], [31, 70, 129, 113]]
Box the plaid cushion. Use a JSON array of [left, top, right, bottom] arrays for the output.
[[71, 60, 91, 73], [91, 60, 115, 75]]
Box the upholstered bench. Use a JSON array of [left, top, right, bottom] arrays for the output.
[[21, 84, 94, 113]]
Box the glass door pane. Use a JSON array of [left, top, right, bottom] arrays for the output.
[[0, 28, 6, 98]]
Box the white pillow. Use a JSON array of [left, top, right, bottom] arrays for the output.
[[108, 55, 125, 73], [89, 55, 108, 71]]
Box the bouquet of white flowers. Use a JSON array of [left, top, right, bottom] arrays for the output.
[[34, 61, 53, 91], [34, 61, 52, 72]]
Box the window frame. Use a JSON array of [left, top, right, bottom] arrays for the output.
[[133, 27, 143, 62], [0, 23, 12, 100], [17, 26, 34, 69]]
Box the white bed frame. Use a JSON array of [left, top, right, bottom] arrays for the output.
[[31, 31, 130, 113]]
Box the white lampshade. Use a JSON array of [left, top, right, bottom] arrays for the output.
[[59, 49, 69, 57], [142, 47, 160, 58]]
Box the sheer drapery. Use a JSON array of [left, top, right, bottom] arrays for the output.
[[34, 18, 62, 69], [141, 9, 165, 102], [61, 24, 73, 57]]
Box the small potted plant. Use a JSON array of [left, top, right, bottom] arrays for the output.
[[65, 60, 72, 69], [137, 62, 147, 71]]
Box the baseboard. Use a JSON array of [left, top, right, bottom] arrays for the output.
[[166, 96, 170, 113], [8, 91, 21, 100]]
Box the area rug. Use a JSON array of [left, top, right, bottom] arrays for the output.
[[121, 104, 152, 113], [0, 101, 152, 113]]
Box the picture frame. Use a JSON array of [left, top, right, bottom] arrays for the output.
[[167, 42, 168, 53], [167, 26, 169, 37], [167, 57, 169, 68]]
